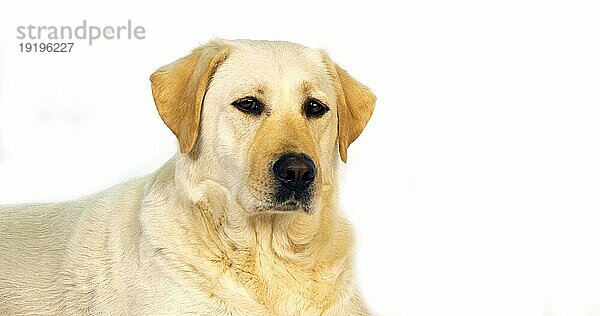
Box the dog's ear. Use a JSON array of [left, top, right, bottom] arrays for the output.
[[150, 41, 229, 154], [322, 53, 376, 163]]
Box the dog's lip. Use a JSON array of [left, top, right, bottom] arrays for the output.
[[271, 200, 306, 212], [249, 199, 312, 213]]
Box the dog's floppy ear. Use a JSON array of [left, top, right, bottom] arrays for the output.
[[322, 53, 376, 163], [150, 41, 229, 154]]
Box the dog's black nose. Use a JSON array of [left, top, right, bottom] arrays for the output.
[[273, 154, 316, 191]]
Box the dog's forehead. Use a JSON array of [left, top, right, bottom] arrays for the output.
[[215, 40, 334, 98]]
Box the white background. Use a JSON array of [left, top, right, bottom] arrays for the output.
[[1, 1, 600, 315]]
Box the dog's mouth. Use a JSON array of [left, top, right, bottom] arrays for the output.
[[269, 199, 311, 213]]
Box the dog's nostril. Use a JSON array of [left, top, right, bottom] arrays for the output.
[[301, 170, 314, 183], [283, 170, 296, 182], [273, 154, 316, 191]]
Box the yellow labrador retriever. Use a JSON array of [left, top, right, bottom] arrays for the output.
[[0, 39, 375, 315]]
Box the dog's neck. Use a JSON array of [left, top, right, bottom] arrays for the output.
[[140, 156, 355, 309], [145, 155, 352, 267]]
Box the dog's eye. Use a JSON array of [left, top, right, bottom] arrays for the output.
[[232, 97, 263, 115], [304, 98, 329, 118]]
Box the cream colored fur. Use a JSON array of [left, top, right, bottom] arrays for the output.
[[0, 39, 375, 315]]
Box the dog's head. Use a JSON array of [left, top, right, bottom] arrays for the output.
[[150, 39, 375, 214]]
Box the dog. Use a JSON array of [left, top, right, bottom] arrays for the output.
[[0, 39, 376, 315]]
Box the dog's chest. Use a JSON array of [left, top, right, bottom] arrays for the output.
[[215, 251, 344, 315]]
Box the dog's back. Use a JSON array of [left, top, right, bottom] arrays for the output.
[[0, 176, 148, 314]]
